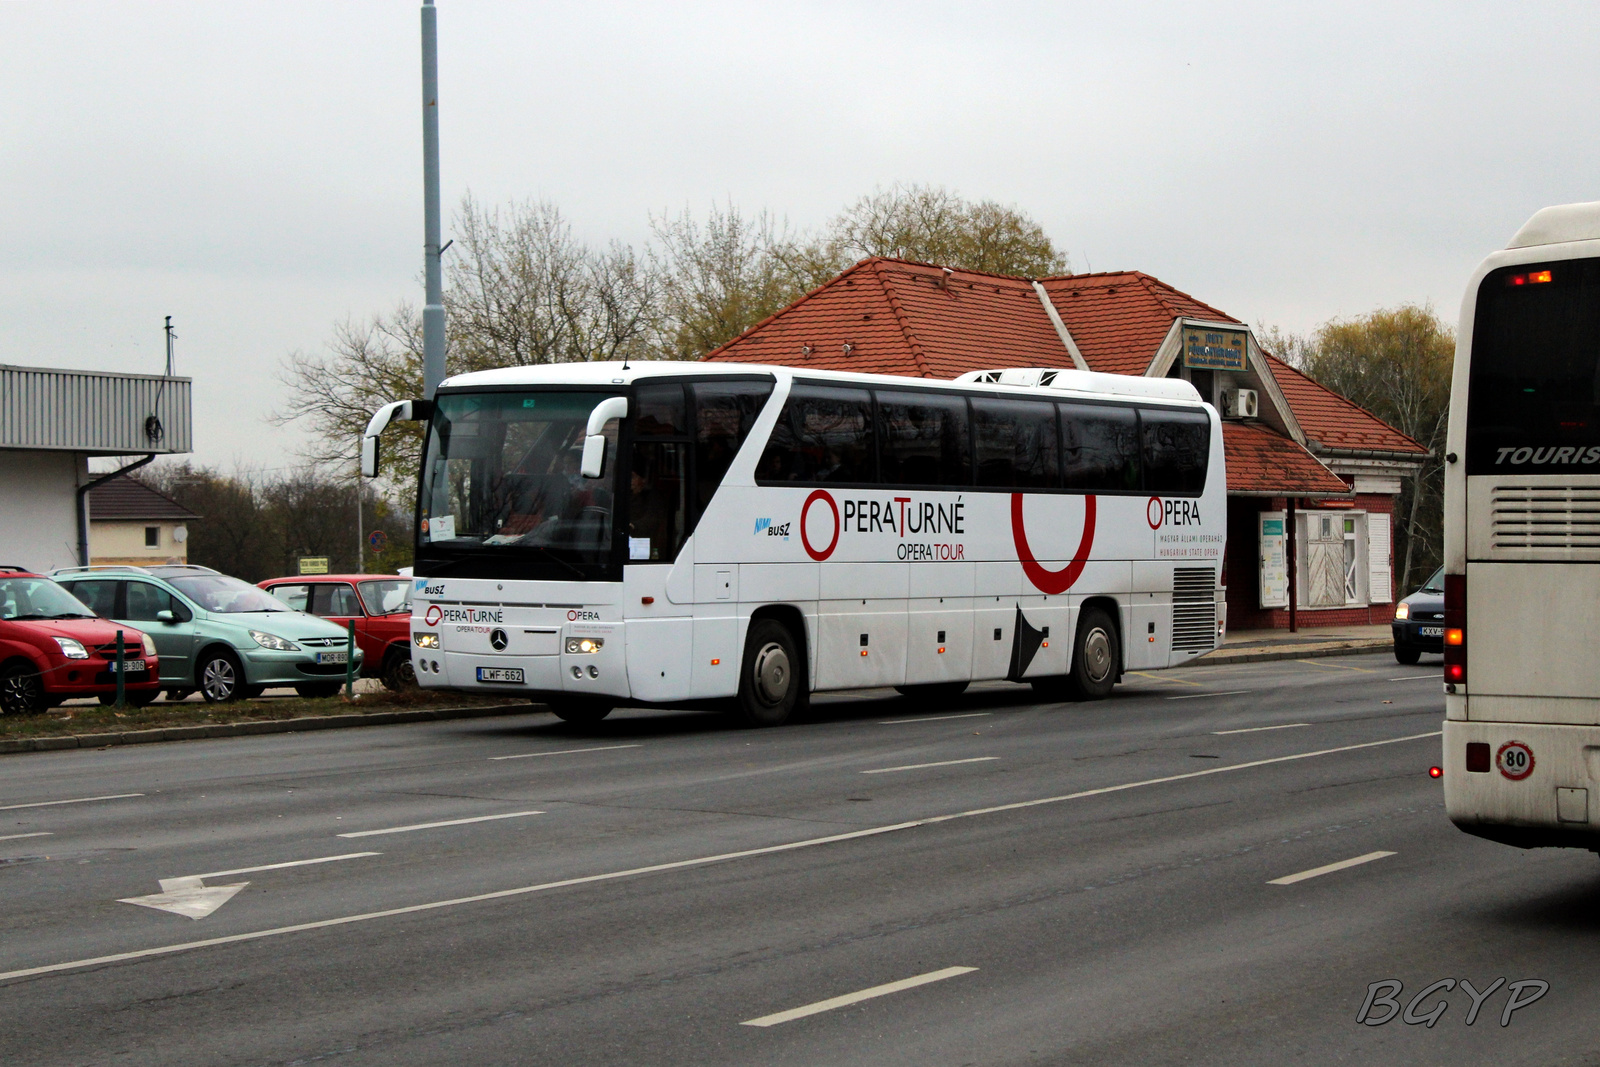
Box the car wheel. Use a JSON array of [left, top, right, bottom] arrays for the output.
[[0, 662, 47, 716], [1063, 606, 1119, 701], [736, 618, 807, 727], [546, 698, 613, 725], [893, 681, 969, 705], [1394, 645, 1422, 665], [294, 682, 343, 699], [197, 651, 245, 703], [381, 648, 418, 691]]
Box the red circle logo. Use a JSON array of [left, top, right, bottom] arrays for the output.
[[801, 489, 840, 561], [1147, 496, 1164, 530], [424, 604, 442, 627], [1012, 493, 1097, 595], [1497, 740, 1535, 781]]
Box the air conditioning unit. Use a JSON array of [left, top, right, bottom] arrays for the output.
[[1223, 387, 1258, 419]]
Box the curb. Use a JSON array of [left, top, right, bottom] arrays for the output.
[[1183, 638, 1393, 668], [0, 703, 540, 755]]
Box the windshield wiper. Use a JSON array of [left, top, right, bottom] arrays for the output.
[[47, 613, 96, 619]]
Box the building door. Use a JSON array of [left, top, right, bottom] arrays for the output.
[[1306, 514, 1345, 608]]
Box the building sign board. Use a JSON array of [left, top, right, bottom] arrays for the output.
[[1183, 325, 1248, 371], [298, 556, 330, 575], [1259, 512, 1288, 608]]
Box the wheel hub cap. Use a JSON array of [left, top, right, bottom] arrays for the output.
[[753, 642, 790, 705], [1082, 628, 1112, 683]]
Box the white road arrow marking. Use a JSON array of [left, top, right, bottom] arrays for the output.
[[117, 851, 380, 920], [120, 877, 249, 920]]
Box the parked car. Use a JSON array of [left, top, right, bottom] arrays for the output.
[[0, 566, 161, 714], [258, 574, 416, 690], [52, 564, 363, 702], [1391, 565, 1445, 664]]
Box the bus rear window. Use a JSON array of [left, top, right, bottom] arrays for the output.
[[1467, 257, 1600, 474]]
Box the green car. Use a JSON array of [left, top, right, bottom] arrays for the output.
[[52, 565, 363, 702]]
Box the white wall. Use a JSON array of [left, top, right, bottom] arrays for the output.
[[0, 450, 84, 572]]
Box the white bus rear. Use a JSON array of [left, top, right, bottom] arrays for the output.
[[368, 361, 1226, 726], [1443, 201, 1600, 848]]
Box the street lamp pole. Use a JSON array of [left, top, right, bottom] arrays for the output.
[[421, 1, 445, 399]]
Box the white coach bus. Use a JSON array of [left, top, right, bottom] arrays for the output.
[[363, 362, 1226, 725], [1443, 201, 1600, 848]]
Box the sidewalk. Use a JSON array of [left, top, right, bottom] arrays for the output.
[[1186, 623, 1394, 668]]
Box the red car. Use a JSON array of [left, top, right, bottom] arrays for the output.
[[0, 567, 161, 713], [258, 574, 415, 689]]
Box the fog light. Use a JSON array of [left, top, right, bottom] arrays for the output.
[[414, 633, 439, 649], [571, 665, 583, 679], [587, 665, 599, 678], [431, 660, 440, 673]]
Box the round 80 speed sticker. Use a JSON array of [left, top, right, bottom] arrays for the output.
[[1497, 740, 1535, 781]]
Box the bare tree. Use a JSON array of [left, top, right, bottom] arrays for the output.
[[829, 183, 1069, 277]]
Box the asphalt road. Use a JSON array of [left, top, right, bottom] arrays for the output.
[[1, 652, 1595, 1066]]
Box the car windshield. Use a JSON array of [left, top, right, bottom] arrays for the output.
[[169, 574, 290, 614], [0, 577, 96, 620], [1419, 567, 1444, 594], [358, 580, 411, 615]]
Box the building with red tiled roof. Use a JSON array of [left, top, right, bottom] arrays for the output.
[[706, 257, 1427, 630], [87, 474, 199, 566]]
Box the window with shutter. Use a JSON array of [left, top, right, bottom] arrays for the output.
[[1368, 512, 1393, 604]]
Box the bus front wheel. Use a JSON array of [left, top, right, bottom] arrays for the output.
[[736, 618, 806, 727]]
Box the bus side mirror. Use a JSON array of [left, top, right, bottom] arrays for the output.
[[360, 398, 434, 478], [361, 435, 380, 478], [581, 396, 629, 479]]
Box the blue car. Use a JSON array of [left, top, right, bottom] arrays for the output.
[[1391, 566, 1444, 665]]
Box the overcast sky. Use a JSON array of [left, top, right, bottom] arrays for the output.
[[4, 2, 1596, 470]]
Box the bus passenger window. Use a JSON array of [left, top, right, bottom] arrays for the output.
[[1140, 407, 1210, 493], [973, 397, 1059, 489], [694, 381, 774, 510], [759, 385, 875, 483], [1060, 403, 1141, 491], [876, 391, 971, 487], [629, 442, 688, 562]]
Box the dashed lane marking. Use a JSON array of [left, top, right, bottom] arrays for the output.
[[489, 745, 641, 761], [337, 811, 545, 838], [1212, 723, 1312, 735], [741, 967, 978, 1027], [1387, 676, 1439, 683], [1166, 690, 1254, 701], [878, 713, 992, 725], [1269, 850, 1397, 885], [0, 730, 1439, 985], [0, 793, 144, 812], [0, 833, 53, 842], [860, 757, 1000, 774]]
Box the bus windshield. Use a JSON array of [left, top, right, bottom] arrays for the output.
[[418, 390, 620, 579], [1467, 256, 1600, 474]]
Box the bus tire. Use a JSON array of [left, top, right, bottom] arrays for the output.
[[547, 698, 613, 725], [1064, 606, 1119, 701], [894, 681, 968, 704], [736, 618, 805, 727], [1393, 646, 1422, 665]]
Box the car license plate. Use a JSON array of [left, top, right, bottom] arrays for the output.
[[1418, 626, 1443, 637], [477, 666, 524, 684], [107, 660, 146, 673], [316, 651, 349, 665]]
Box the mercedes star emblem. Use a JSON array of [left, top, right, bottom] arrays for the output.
[[489, 628, 508, 651]]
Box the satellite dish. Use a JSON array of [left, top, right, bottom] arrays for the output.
[[172, 525, 188, 544]]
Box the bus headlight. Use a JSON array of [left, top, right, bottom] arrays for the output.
[[414, 632, 440, 649], [565, 637, 604, 654], [1394, 602, 1410, 620]]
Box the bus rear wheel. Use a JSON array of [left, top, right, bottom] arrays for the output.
[[736, 618, 806, 727], [1062, 606, 1119, 701]]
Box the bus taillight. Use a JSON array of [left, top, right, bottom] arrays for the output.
[[1444, 573, 1466, 684]]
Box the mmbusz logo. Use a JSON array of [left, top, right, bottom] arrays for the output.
[[753, 518, 791, 540]]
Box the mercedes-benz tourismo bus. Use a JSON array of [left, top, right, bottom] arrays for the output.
[[363, 362, 1225, 726], [1443, 201, 1600, 848]]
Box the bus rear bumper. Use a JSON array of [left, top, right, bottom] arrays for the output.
[[1443, 720, 1600, 850]]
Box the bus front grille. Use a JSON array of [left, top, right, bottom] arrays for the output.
[[1172, 568, 1216, 652], [1490, 485, 1600, 549]]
